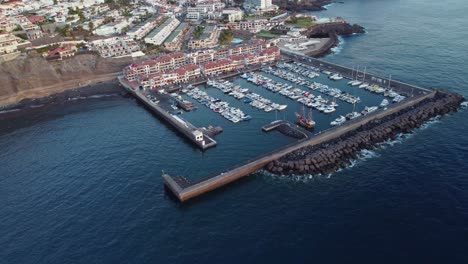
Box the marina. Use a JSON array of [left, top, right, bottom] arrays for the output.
[[164, 88, 459, 202], [118, 54, 457, 202]]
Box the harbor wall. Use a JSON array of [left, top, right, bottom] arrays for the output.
[[120, 78, 216, 150], [267, 91, 464, 175], [165, 90, 452, 202]]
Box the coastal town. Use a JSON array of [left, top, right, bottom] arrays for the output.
[[0, 0, 362, 63], [1, 0, 465, 202]]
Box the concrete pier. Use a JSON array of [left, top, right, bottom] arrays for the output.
[[119, 77, 217, 151], [164, 90, 436, 202], [262, 120, 288, 132]]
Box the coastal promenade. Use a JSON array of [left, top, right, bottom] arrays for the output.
[[164, 90, 436, 202]]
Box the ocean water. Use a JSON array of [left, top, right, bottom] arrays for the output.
[[1, 0, 468, 263]]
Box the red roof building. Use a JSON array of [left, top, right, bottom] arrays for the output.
[[46, 44, 77, 60], [28, 15, 45, 24]]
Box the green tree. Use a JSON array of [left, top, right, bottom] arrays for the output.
[[218, 30, 234, 45], [88, 21, 94, 33]]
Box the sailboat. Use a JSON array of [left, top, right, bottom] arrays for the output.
[[295, 106, 316, 129]]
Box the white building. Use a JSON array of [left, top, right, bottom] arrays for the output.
[[222, 8, 243, 22], [126, 16, 162, 40], [255, 0, 272, 10], [0, 32, 22, 62], [91, 36, 141, 58], [93, 19, 131, 36], [144, 17, 180, 46]]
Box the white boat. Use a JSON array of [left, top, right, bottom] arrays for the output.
[[330, 116, 346, 126], [346, 112, 362, 120], [362, 106, 378, 115], [264, 106, 274, 112], [329, 74, 343, 81], [380, 99, 389, 107], [323, 106, 336, 114], [277, 104, 288, 110]]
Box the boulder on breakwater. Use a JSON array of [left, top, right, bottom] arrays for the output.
[[265, 91, 464, 176]]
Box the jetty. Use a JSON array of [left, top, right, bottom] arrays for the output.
[[163, 89, 445, 202], [119, 77, 217, 150], [262, 120, 288, 132]]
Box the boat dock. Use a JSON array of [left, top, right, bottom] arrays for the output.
[[119, 77, 217, 151], [164, 89, 436, 202], [282, 51, 432, 97]]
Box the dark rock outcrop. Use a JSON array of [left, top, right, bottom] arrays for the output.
[[265, 91, 465, 176], [306, 22, 365, 38]]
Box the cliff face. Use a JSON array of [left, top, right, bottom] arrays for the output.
[[306, 22, 365, 38], [0, 52, 133, 107]]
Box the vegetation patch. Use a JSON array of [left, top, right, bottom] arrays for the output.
[[218, 30, 234, 46], [256, 30, 279, 38], [286, 16, 316, 27], [193, 26, 204, 39]]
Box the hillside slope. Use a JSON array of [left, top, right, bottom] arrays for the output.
[[0, 52, 133, 107]]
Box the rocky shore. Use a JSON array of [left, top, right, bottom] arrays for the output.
[[0, 79, 124, 119], [306, 22, 366, 38], [265, 91, 465, 176]]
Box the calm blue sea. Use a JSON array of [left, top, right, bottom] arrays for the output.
[[1, 0, 468, 263]]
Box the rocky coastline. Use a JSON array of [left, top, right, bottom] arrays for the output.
[[0, 79, 124, 119], [265, 91, 465, 176], [306, 22, 366, 38]]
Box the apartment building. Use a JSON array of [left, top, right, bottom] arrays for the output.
[[144, 17, 180, 46], [187, 25, 218, 50], [201, 58, 243, 76], [163, 22, 189, 51], [91, 36, 141, 58], [126, 16, 163, 40], [0, 32, 19, 55]]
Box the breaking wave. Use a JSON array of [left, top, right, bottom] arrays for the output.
[[0, 108, 21, 115], [67, 94, 119, 101], [330, 36, 345, 56]]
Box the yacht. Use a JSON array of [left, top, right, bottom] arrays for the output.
[[346, 112, 362, 120], [331, 116, 346, 126], [380, 99, 389, 107], [362, 106, 378, 115]]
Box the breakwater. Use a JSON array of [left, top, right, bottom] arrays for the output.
[[266, 91, 464, 175], [119, 77, 217, 150], [163, 86, 466, 202]]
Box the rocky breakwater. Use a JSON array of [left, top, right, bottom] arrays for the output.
[[265, 91, 464, 176]]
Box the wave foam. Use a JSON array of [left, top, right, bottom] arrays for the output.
[[265, 117, 446, 182], [0, 108, 21, 115], [67, 94, 118, 101], [330, 36, 345, 55]]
